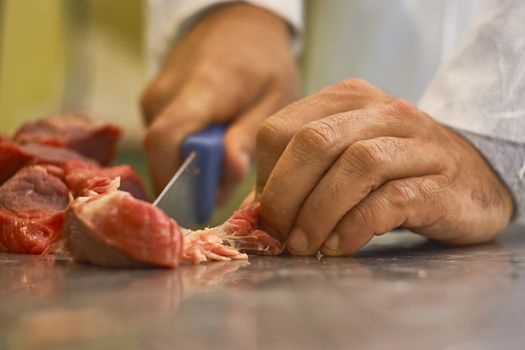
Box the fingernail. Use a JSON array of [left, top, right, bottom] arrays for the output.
[[323, 234, 339, 252], [288, 228, 308, 253]]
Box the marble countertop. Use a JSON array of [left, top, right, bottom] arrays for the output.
[[1, 226, 524, 350]]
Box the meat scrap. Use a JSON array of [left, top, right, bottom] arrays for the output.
[[14, 114, 121, 165], [63, 182, 284, 268], [64, 161, 150, 201], [182, 202, 284, 264], [0, 166, 70, 254]]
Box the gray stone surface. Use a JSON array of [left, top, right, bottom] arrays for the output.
[[1, 226, 524, 350]]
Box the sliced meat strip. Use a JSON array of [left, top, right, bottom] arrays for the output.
[[13, 114, 121, 165], [0, 140, 89, 184]]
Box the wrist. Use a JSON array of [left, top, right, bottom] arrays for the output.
[[189, 2, 291, 43]]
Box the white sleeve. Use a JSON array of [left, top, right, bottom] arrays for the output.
[[419, 0, 525, 145], [418, 0, 525, 224], [145, 0, 303, 75]]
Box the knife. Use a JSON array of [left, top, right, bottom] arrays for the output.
[[153, 125, 225, 227]]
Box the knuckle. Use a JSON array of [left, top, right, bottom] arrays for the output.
[[385, 98, 417, 117], [225, 56, 260, 80], [387, 181, 419, 203], [420, 176, 447, 199], [143, 120, 176, 152], [343, 140, 385, 174], [143, 128, 158, 151], [143, 125, 163, 151], [190, 60, 238, 88], [319, 78, 372, 100], [334, 78, 372, 92], [190, 61, 217, 81], [294, 121, 339, 156], [140, 79, 172, 118], [351, 205, 374, 228], [256, 116, 293, 149]]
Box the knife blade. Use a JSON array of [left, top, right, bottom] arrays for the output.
[[153, 125, 225, 227]]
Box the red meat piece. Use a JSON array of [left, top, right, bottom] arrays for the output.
[[63, 182, 283, 268], [13, 114, 121, 165], [0, 141, 32, 184], [0, 140, 89, 184], [222, 202, 285, 255], [182, 202, 284, 263], [64, 161, 150, 201], [0, 166, 70, 254], [64, 188, 183, 268]]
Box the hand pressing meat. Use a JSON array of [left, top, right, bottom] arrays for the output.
[[63, 179, 284, 268], [255, 79, 513, 256]]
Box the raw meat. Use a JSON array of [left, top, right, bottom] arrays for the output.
[[63, 184, 284, 268], [221, 202, 285, 256], [4, 113, 284, 267], [19, 143, 90, 165], [182, 203, 285, 263], [0, 140, 89, 184], [64, 161, 150, 201], [0, 141, 32, 184], [13, 114, 121, 165], [64, 184, 183, 268], [0, 166, 70, 254]]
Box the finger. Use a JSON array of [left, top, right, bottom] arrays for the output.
[[145, 70, 265, 194], [141, 62, 185, 125], [140, 39, 221, 126], [255, 78, 393, 197], [218, 87, 290, 204], [287, 137, 446, 255], [320, 175, 449, 256], [259, 100, 421, 240]]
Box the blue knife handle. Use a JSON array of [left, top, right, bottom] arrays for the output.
[[182, 125, 225, 224]]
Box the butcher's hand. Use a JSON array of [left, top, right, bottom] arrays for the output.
[[141, 3, 298, 199], [255, 79, 514, 256]]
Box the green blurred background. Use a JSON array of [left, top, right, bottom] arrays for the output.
[[0, 0, 253, 225]]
